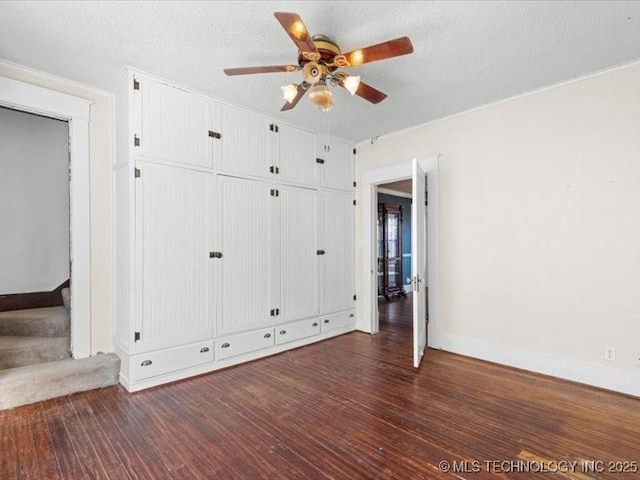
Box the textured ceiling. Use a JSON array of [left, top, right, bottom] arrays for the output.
[[1, 1, 639, 142]]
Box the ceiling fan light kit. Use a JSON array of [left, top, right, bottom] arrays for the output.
[[224, 12, 414, 112]]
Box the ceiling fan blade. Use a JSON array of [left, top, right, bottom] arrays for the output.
[[353, 81, 387, 104], [224, 65, 300, 76], [281, 84, 308, 111], [274, 12, 318, 53], [343, 36, 414, 67]]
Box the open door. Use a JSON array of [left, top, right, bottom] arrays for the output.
[[412, 158, 427, 368]]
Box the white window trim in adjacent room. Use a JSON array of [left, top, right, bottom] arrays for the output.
[[360, 154, 440, 348], [0, 75, 92, 358]]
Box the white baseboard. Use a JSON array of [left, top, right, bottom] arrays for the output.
[[439, 334, 640, 397]]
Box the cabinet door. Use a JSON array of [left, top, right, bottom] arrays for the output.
[[218, 176, 276, 334], [322, 138, 354, 191], [216, 103, 273, 179], [276, 124, 319, 186], [278, 185, 318, 323], [136, 163, 212, 352], [320, 191, 355, 313], [135, 76, 214, 169]]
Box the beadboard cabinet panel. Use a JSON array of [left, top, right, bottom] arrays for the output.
[[135, 75, 214, 169], [216, 103, 272, 179], [276, 124, 318, 186], [218, 176, 276, 334], [320, 191, 355, 313], [136, 163, 212, 352], [278, 185, 319, 323], [318, 136, 355, 191]]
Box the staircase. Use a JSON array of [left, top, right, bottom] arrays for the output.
[[0, 288, 120, 410]]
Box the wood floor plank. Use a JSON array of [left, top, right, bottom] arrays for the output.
[[1, 295, 639, 479]]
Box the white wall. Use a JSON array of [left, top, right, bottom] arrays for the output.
[[0, 108, 69, 294], [356, 62, 640, 394], [0, 61, 113, 355]]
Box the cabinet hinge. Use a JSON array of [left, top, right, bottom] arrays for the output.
[[134, 134, 140, 147], [133, 79, 140, 90], [353, 295, 357, 301], [316, 158, 325, 164], [208, 130, 222, 139], [134, 331, 141, 342], [134, 168, 141, 178]]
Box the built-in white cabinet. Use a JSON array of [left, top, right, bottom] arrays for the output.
[[320, 190, 356, 313], [277, 184, 319, 323], [215, 103, 272, 178], [317, 135, 355, 191], [216, 176, 276, 335], [133, 74, 216, 169], [215, 104, 319, 188], [114, 69, 356, 392], [135, 161, 213, 352]]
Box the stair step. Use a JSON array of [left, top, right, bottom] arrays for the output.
[[0, 306, 69, 337], [0, 336, 70, 369], [0, 353, 120, 410]]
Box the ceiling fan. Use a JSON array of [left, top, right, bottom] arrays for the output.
[[224, 12, 414, 112]]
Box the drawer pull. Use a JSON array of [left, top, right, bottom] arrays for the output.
[[264, 333, 271, 338], [200, 347, 210, 353], [141, 360, 152, 367], [316, 249, 325, 255], [221, 342, 230, 348], [349, 314, 354, 318], [312, 322, 318, 327], [323, 319, 330, 324], [279, 330, 286, 335]]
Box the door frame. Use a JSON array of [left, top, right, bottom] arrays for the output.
[[0, 75, 93, 358], [360, 154, 440, 348]]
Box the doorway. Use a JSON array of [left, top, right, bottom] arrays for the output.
[[0, 75, 92, 358], [0, 107, 70, 306], [360, 155, 440, 366]]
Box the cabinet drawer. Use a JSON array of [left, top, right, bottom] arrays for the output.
[[216, 327, 274, 360], [276, 318, 320, 345], [131, 340, 213, 382], [320, 310, 356, 333]]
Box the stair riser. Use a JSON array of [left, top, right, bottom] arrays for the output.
[[0, 337, 70, 369], [0, 354, 120, 410]]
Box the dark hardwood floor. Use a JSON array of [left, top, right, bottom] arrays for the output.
[[2, 296, 639, 479]]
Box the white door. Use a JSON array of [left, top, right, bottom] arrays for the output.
[[136, 162, 211, 352], [218, 176, 276, 334], [320, 191, 355, 313], [412, 159, 427, 368], [278, 185, 318, 322], [135, 75, 214, 169]]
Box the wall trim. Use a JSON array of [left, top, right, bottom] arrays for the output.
[[356, 58, 640, 146], [0, 75, 93, 358], [440, 334, 640, 397]]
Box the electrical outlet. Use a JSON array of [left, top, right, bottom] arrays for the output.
[[604, 346, 616, 362]]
